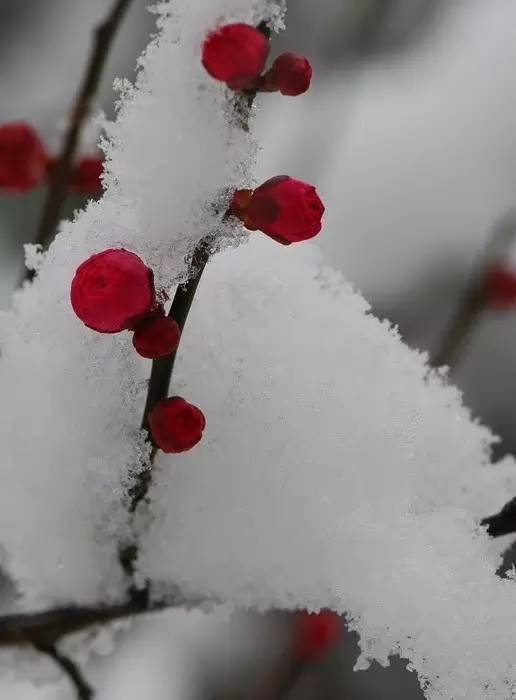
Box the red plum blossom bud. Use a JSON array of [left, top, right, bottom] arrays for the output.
[[133, 315, 181, 359], [149, 396, 206, 453], [0, 122, 48, 192], [202, 23, 269, 90], [264, 52, 312, 96], [232, 176, 325, 244], [71, 249, 155, 333]]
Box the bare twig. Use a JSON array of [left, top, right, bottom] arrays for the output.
[[22, 0, 133, 282], [0, 591, 190, 647], [35, 642, 94, 700], [430, 213, 516, 369], [118, 241, 211, 585]]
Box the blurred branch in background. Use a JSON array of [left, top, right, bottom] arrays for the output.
[[21, 0, 134, 284], [430, 212, 516, 370]]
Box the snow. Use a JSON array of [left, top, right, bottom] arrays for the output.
[[1, 0, 516, 698]]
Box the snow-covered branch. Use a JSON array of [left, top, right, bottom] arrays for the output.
[[2, 2, 516, 699]]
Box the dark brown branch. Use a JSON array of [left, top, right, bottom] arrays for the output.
[[0, 593, 184, 647], [23, 0, 133, 282], [430, 213, 516, 369], [119, 241, 211, 584], [35, 642, 94, 700]]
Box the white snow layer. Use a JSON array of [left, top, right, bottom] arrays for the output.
[[0, 1, 516, 699]]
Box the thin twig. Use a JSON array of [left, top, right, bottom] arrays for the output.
[[430, 213, 516, 369], [22, 0, 133, 282], [35, 642, 94, 700], [118, 242, 211, 585], [0, 591, 189, 647]]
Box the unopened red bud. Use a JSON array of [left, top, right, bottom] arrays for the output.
[[71, 249, 155, 333], [149, 396, 206, 453], [133, 315, 181, 359], [293, 611, 341, 661], [264, 52, 312, 96], [484, 265, 516, 308], [0, 122, 48, 192], [70, 156, 103, 193], [202, 23, 269, 90], [234, 176, 324, 244]]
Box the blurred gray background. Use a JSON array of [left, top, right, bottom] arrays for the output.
[[1, 1, 515, 697]]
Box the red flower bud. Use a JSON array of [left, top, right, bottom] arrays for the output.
[[0, 122, 48, 192], [234, 176, 325, 244], [264, 52, 312, 96], [133, 315, 181, 359], [293, 611, 341, 661], [484, 265, 516, 308], [202, 23, 269, 90], [149, 396, 206, 453], [70, 157, 103, 193], [71, 249, 155, 333]]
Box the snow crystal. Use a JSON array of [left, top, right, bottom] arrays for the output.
[[1, 0, 516, 699]]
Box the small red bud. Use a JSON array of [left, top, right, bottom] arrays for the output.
[[133, 315, 181, 359], [149, 397, 206, 453], [70, 156, 103, 193], [264, 52, 312, 96], [483, 265, 516, 308], [0, 122, 48, 192], [233, 176, 324, 244], [293, 611, 341, 661], [71, 249, 155, 333], [202, 23, 269, 90]]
